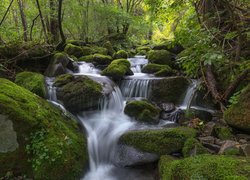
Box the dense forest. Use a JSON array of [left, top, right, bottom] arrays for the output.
[[0, 0, 249, 179]]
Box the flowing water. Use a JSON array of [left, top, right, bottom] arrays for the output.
[[45, 56, 208, 180]]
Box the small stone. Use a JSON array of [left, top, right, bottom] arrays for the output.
[[239, 144, 250, 157], [202, 143, 221, 153], [160, 103, 175, 113], [219, 140, 239, 154], [214, 138, 226, 146], [236, 134, 250, 142], [239, 139, 247, 144], [199, 136, 215, 144], [202, 122, 216, 136]]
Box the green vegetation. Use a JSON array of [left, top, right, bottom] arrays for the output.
[[159, 155, 250, 180], [147, 50, 174, 66], [0, 78, 88, 179], [182, 138, 209, 157], [15, 71, 47, 98], [101, 59, 131, 80], [113, 50, 129, 59], [120, 127, 196, 155], [124, 100, 160, 124]]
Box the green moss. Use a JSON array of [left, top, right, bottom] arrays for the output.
[[92, 54, 113, 65], [224, 85, 250, 132], [124, 100, 160, 124], [214, 126, 233, 140], [142, 64, 174, 77], [113, 50, 128, 59], [90, 46, 108, 55], [55, 75, 103, 112], [64, 44, 84, 58], [103, 41, 115, 56], [147, 50, 174, 66], [81, 46, 93, 56], [101, 59, 131, 80], [0, 78, 88, 179], [150, 76, 190, 104], [15, 71, 47, 98], [136, 46, 151, 52], [78, 55, 94, 62], [182, 138, 209, 157], [120, 127, 196, 156], [159, 154, 250, 180], [223, 147, 241, 156]]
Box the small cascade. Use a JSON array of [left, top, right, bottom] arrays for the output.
[[179, 80, 198, 110], [127, 56, 148, 73], [77, 62, 101, 75], [120, 79, 152, 99], [46, 77, 57, 101]]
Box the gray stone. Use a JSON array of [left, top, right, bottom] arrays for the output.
[[219, 140, 239, 154], [160, 103, 175, 113], [199, 136, 215, 144], [202, 122, 216, 136], [202, 143, 221, 153], [240, 144, 250, 157], [0, 115, 19, 153]]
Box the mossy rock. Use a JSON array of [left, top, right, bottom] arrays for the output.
[[119, 127, 196, 156], [78, 55, 94, 63], [54, 74, 103, 112], [124, 100, 160, 124], [147, 50, 174, 66], [0, 78, 88, 179], [113, 50, 129, 59], [182, 138, 209, 157], [159, 154, 250, 180], [142, 64, 174, 77], [214, 126, 233, 140], [81, 46, 93, 56], [15, 71, 47, 98], [92, 54, 113, 65], [64, 44, 84, 58], [103, 41, 116, 56], [101, 59, 132, 80], [150, 76, 190, 104], [136, 46, 151, 53], [90, 46, 108, 55], [45, 52, 70, 77], [224, 85, 250, 133]]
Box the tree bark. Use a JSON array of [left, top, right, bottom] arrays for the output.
[[17, 0, 28, 41], [30, 14, 40, 41], [36, 0, 48, 42], [49, 0, 59, 43]]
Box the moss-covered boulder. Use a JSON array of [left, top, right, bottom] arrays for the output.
[[136, 46, 151, 55], [214, 126, 233, 140], [15, 71, 47, 98], [124, 100, 160, 124], [149, 76, 190, 104], [101, 59, 132, 80], [182, 138, 209, 157], [113, 50, 129, 59], [153, 41, 184, 54], [0, 78, 88, 179], [78, 54, 113, 66], [224, 85, 250, 133], [119, 127, 196, 156], [147, 50, 174, 66], [142, 64, 174, 77], [64, 44, 84, 58], [102, 41, 115, 56], [54, 74, 103, 112], [78, 55, 94, 63], [159, 154, 250, 180], [45, 52, 73, 77]]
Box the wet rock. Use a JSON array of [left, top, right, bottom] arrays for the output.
[[113, 50, 128, 59], [240, 144, 250, 156], [124, 100, 160, 124], [141, 64, 174, 77], [202, 122, 216, 136], [119, 127, 196, 156], [224, 84, 250, 133], [150, 76, 190, 104], [199, 136, 215, 144], [184, 108, 213, 122], [115, 145, 159, 167], [64, 43, 85, 58], [160, 103, 175, 113], [202, 143, 221, 153], [147, 50, 174, 66], [0, 78, 88, 179], [15, 71, 47, 98], [54, 74, 103, 112], [219, 140, 239, 154]]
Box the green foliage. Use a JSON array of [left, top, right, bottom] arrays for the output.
[[228, 90, 242, 107]]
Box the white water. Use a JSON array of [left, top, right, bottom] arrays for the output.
[[179, 80, 198, 110], [127, 55, 148, 73]]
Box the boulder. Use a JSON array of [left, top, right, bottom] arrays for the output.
[[0, 78, 88, 179], [160, 103, 175, 113], [147, 50, 174, 66], [79, 55, 94, 62], [113, 50, 128, 59], [240, 144, 250, 157], [153, 41, 184, 54], [124, 100, 160, 124], [214, 126, 233, 140], [15, 71, 47, 98], [136, 46, 151, 55], [149, 76, 190, 104], [92, 54, 113, 65], [101, 59, 132, 80], [159, 154, 250, 179], [119, 127, 196, 156], [202, 121, 216, 136], [54, 74, 103, 112], [219, 140, 239, 154], [90, 46, 108, 55], [182, 138, 209, 157], [64, 43, 84, 58], [142, 63, 174, 77], [224, 85, 250, 133], [102, 41, 115, 56], [45, 52, 74, 77]]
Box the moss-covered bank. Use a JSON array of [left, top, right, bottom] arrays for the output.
[[15, 71, 47, 98], [0, 78, 88, 179]]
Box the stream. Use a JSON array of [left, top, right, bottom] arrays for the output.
[[46, 55, 210, 180]]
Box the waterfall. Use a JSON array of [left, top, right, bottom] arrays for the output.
[[46, 77, 57, 101], [120, 79, 152, 99], [127, 56, 148, 74], [179, 80, 198, 110]]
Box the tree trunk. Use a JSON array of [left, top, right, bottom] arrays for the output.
[[50, 0, 59, 43], [17, 0, 28, 41], [36, 0, 48, 42], [56, 0, 66, 50]]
